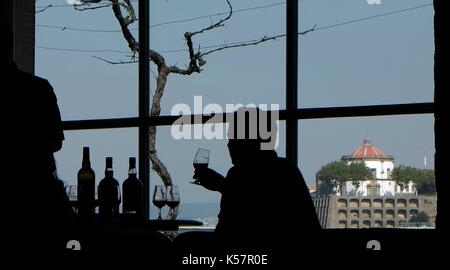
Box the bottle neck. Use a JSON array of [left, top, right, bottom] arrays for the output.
[[105, 168, 114, 178], [105, 157, 113, 178], [128, 168, 137, 178], [82, 148, 91, 168], [128, 157, 137, 178]]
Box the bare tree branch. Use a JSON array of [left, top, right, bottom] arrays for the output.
[[74, 3, 113, 11], [200, 24, 317, 57], [35, 4, 52, 14], [200, 35, 284, 57], [121, 0, 137, 25], [187, 0, 233, 37], [93, 25, 317, 66], [109, 0, 139, 52], [92, 55, 138, 64], [179, 0, 233, 75]]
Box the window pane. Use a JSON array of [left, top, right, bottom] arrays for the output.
[[35, 1, 139, 120], [148, 122, 285, 225], [150, 0, 286, 113], [298, 115, 436, 229], [54, 128, 138, 191], [298, 0, 434, 107]]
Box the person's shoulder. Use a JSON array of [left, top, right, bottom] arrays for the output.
[[32, 74, 53, 89], [274, 156, 305, 180], [227, 165, 239, 175], [16, 69, 52, 88], [275, 156, 298, 170], [19, 70, 56, 101]]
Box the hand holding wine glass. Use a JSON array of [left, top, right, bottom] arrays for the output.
[[192, 148, 210, 185]]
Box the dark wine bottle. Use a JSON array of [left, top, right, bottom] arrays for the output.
[[122, 157, 143, 219], [98, 157, 121, 222], [77, 147, 95, 220]]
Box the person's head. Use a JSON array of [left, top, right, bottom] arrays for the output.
[[1, 21, 14, 66], [226, 107, 278, 165]]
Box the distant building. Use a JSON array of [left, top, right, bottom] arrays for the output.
[[308, 185, 317, 198], [313, 137, 436, 229], [317, 137, 415, 196], [314, 194, 437, 228]]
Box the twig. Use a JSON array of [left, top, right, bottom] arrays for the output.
[[74, 3, 113, 11], [92, 55, 138, 64], [35, 4, 52, 14], [201, 34, 282, 57], [200, 24, 316, 57], [187, 0, 233, 37]]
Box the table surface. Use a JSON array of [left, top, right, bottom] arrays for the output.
[[73, 214, 203, 231]]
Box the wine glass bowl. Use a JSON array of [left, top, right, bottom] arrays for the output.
[[194, 148, 210, 166], [152, 185, 166, 219], [166, 185, 180, 220], [65, 185, 79, 213], [192, 148, 210, 184]]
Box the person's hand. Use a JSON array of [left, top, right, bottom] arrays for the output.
[[193, 167, 225, 192]]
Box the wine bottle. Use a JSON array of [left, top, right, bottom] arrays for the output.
[[98, 157, 121, 222], [77, 147, 95, 220], [122, 157, 144, 219]]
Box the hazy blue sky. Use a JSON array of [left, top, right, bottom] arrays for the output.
[[34, 0, 434, 213]]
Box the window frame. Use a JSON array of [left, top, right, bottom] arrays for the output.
[[60, 0, 438, 227]]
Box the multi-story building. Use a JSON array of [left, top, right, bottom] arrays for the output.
[[314, 138, 436, 228], [314, 194, 436, 228]]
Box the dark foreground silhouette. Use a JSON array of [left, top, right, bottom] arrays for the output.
[[2, 22, 73, 256], [186, 108, 320, 249]]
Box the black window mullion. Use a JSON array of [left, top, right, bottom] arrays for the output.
[[61, 102, 434, 130], [138, 0, 150, 220], [286, 0, 299, 166]]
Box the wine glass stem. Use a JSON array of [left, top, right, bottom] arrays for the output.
[[158, 208, 162, 219]]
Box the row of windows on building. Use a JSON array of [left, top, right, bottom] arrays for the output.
[[338, 219, 406, 229], [336, 198, 419, 208], [337, 208, 419, 219]]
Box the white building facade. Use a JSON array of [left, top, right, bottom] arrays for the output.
[[340, 138, 415, 196]]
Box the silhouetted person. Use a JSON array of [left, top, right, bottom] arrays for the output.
[[193, 108, 320, 247], [2, 22, 73, 255]]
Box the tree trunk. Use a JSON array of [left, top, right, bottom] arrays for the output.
[[148, 67, 179, 219]]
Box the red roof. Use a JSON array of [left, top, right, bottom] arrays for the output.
[[351, 138, 385, 158]]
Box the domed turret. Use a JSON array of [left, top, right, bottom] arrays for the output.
[[351, 137, 385, 158]]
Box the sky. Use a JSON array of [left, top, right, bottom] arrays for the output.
[[34, 0, 435, 215]]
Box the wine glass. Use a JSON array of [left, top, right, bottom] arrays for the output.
[[65, 185, 79, 213], [191, 148, 210, 184], [153, 185, 166, 219], [166, 185, 180, 220]]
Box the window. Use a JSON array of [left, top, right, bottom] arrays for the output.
[[35, 1, 139, 120], [298, 0, 433, 108], [297, 0, 435, 230], [35, 0, 286, 221], [34, 1, 436, 230]]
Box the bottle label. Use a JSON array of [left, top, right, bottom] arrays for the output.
[[129, 168, 137, 174], [106, 168, 113, 172]]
